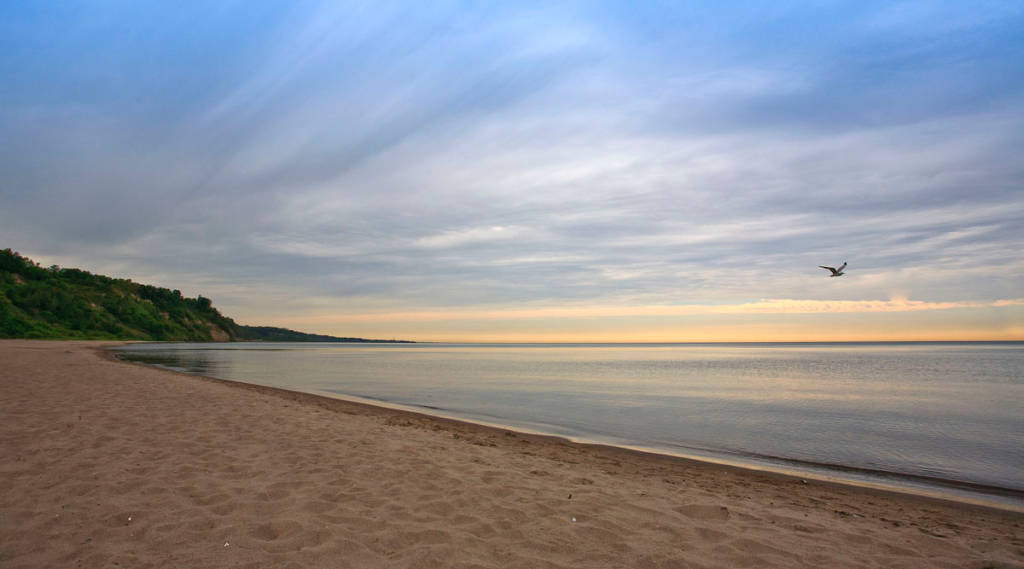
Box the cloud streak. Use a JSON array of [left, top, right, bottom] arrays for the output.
[[287, 298, 1024, 324], [1, 1, 1022, 339]]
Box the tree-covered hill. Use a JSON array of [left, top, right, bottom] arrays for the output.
[[0, 249, 399, 342], [236, 325, 411, 343]]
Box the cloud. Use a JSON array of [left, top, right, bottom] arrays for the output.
[[1, 2, 1022, 339], [415, 225, 541, 249], [286, 297, 1024, 324]]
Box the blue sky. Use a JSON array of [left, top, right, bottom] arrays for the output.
[[2, 1, 1022, 340]]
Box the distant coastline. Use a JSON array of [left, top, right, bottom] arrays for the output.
[[235, 325, 414, 343]]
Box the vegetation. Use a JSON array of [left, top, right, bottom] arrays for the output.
[[237, 325, 410, 343], [0, 249, 400, 342]]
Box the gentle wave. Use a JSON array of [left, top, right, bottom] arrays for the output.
[[113, 341, 1024, 510]]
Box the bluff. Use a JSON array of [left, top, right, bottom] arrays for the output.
[[0, 249, 397, 342]]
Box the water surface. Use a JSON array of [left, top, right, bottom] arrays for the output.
[[113, 342, 1024, 509]]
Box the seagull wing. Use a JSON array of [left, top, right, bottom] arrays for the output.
[[837, 262, 847, 272], [819, 265, 837, 274]]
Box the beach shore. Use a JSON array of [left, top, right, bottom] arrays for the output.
[[1, 340, 1020, 568]]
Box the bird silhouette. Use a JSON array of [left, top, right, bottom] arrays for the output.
[[819, 261, 847, 277]]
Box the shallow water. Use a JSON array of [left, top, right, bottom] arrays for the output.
[[114, 342, 1024, 506]]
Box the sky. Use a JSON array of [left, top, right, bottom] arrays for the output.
[[2, 1, 1023, 342]]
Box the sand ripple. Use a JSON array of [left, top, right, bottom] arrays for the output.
[[1, 340, 1021, 568]]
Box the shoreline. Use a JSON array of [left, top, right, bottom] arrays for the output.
[[3, 340, 1021, 568], [108, 343, 1024, 514]]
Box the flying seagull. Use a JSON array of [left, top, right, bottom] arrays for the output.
[[819, 261, 847, 277]]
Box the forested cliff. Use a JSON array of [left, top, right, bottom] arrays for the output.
[[0, 249, 397, 342]]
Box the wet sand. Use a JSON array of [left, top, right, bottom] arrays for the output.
[[1, 340, 1021, 568]]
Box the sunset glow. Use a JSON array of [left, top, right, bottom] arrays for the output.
[[2, 2, 1022, 342]]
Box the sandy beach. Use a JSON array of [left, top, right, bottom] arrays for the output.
[[1, 340, 1020, 568]]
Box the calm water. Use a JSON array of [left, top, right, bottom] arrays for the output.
[[113, 342, 1024, 508]]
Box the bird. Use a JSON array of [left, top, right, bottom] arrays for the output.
[[819, 261, 847, 277]]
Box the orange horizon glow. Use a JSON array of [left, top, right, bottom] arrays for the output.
[[250, 297, 1024, 344]]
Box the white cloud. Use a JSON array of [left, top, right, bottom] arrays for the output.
[[414, 225, 540, 249], [3, 1, 1022, 339]]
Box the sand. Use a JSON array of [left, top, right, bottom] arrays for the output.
[[0, 340, 1021, 568]]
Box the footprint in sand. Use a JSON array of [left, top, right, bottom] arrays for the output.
[[301, 500, 337, 514], [209, 502, 238, 516], [674, 504, 731, 521], [696, 527, 729, 542], [103, 512, 135, 528], [249, 520, 303, 542], [257, 483, 295, 501], [729, 537, 789, 556], [191, 492, 231, 507], [246, 520, 328, 554]]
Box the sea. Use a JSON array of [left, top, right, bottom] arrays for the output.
[[111, 341, 1024, 511]]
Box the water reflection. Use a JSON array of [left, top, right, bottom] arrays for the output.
[[112, 342, 1024, 497], [117, 350, 217, 376]]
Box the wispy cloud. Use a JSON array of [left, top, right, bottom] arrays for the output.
[[288, 298, 1024, 324], [415, 225, 541, 249], [1, 1, 1022, 339]]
